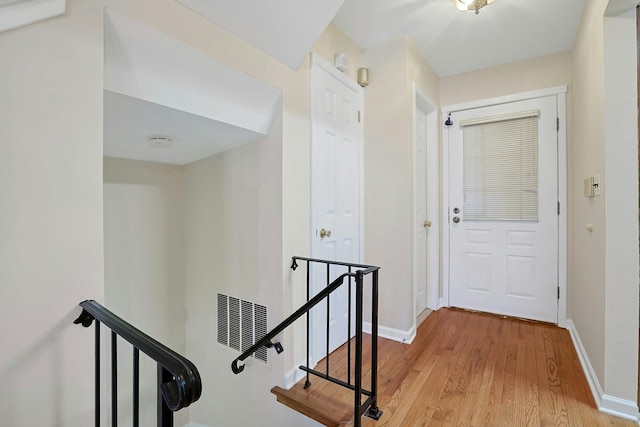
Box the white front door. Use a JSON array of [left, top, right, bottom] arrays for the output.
[[311, 54, 363, 361], [449, 95, 559, 323]]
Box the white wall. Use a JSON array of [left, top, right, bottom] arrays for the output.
[[602, 2, 638, 410], [571, 0, 608, 388], [0, 1, 105, 425], [362, 37, 439, 337], [183, 103, 291, 427], [439, 51, 573, 107], [571, 0, 638, 416], [103, 157, 188, 425], [104, 157, 186, 350]]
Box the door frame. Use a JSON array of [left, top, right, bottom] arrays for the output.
[[309, 52, 365, 364], [412, 84, 439, 324], [441, 86, 568, 327]]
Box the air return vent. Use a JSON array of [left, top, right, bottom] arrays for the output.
[[217, 293, 268, 363]]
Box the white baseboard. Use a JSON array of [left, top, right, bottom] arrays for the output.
[[566, 319, 639, 421], [417, 309, 432, 328], [601, 395, 640, 421], [363, 322, 415, 344], [284, 361, 308, 389]]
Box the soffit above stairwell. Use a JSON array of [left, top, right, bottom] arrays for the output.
[[174, 0, 346, 70], [104, 10, 281, 165]]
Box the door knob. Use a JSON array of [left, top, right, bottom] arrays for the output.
[[423, 220, 432, 228], [452, 216, 460, 224], [319, 228, 332, 238]]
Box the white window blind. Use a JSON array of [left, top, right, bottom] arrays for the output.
[[461, 110, 539, 221]]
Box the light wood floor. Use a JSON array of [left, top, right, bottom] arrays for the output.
[[287, 308, 636, 426]]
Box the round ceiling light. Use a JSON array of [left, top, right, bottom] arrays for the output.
[[451, 0, 495, 14], [147, 136, 173, 148]]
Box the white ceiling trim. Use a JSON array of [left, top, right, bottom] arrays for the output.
[[0, 0, 65, 33]]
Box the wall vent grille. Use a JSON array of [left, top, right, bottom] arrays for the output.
[[229, 297, 241, 351], [217, 293, 228, 345], [217, 293, 268, 363], [254, 304, 268, 363]]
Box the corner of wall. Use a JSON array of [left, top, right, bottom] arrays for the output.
[[566, 319, 639, 421]]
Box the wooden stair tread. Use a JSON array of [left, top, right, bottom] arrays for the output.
[[271, 385, 354, 427]]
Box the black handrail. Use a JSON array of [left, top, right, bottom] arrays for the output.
[[231, 272, 353, 374], [74, 300, 202, 413], [232, 256, 383, 427]]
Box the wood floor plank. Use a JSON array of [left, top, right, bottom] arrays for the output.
[[471, 314, 510, 427], [498, 320, 519, 426], [276, 308, 636, 427], [452, 314, 493, 426], [525, 323, 541, 426], [538, 325, 570, 427]]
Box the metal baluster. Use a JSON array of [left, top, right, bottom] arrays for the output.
[[157, 365, 173, 427], [354, 270, 364, 427], [95, 321, 100, 427], [111, 332, 117, 427], [133, 348, 140, 427], [305, 260, 311, 389], [347, 266, 352, 386], [326, 262, 330, 375], [365, 269, 382, 420]]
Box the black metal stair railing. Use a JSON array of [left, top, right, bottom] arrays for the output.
[[231, 256, 382, 427], [74, 300, 202, 427]]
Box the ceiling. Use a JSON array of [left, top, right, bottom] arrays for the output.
[[333, 0, 585, 77], [104, 91, 265, 165], [176, 0, 346, 69], [103, 0, 586, 165]]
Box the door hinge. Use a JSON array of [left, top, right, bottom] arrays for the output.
[[358, 110, 361, 123], [557, 202, 560, 215], [556, 117, 559, 131], [557, 286, 560, 299]]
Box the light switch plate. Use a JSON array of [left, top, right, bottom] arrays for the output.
[[593, 175, 600, 196]]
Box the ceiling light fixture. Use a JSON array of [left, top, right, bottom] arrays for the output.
[[451, 0, 495, 14], [147, 136, 173, 148]]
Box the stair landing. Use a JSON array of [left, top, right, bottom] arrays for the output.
[[271, 383, 356, 427]]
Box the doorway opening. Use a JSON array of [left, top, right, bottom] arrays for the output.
[[413, 85, 439, 328]]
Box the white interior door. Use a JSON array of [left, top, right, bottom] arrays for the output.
[[415, 105, 428, 316], [311, 55, 362, 362], [448, 95, 558, 323]]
